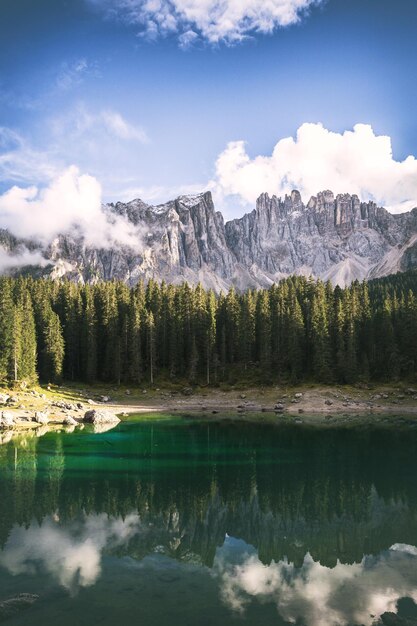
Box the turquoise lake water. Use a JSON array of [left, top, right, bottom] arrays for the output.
[[1, 416, 417, 625]]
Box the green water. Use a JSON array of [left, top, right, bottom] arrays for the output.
[[1, 416, 417, 625]]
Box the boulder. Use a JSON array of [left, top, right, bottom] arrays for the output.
[[0, 393, 10, 404], [83, 409, 120, 425], [0, 411, 15, 428], [63, 416, 78, 426], [325, 399, 333, 406], [294, 392, 303, 399], [0, 594, 39, 621], [100, 395, 111, 403], [52, 400, 77, 410], [34, 411, 49, 425]]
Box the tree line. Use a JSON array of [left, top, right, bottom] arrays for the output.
[[1, 271, 417, 385]]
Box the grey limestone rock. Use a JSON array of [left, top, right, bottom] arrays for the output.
[[34, 411, 49, 424], [2, 189, 417, 291], [83, 409, 120, 425]]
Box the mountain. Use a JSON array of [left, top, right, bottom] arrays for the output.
[[2, 189, 417, 291]]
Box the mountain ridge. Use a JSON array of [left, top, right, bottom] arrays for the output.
[[1, 189, 417, 291]]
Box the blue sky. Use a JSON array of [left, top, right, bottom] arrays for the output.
[[1, 0, 417, 221]]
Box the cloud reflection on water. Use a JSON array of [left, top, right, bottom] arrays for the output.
[[0, 514, 140, 593], [215, 537, 417, 626], [1, 514, 417, 625]]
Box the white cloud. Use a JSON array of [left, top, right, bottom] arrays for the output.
[[216, 541, 417, 626], [0, 514, 140, 593], [87, 0, 323, 44], [213, 123, 417, 214], [52, 104, 149, 144], [56, 58, 97, 91], [0, 166, 144, 248], [100, 110, 149, 142], [0, 127, 60, 185], [0, 246, 48, 272]]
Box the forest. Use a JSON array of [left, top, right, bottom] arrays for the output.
[[0, 271, 417, 386]]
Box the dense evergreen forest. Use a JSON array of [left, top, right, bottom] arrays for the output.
[[1, 271, 417, 386]]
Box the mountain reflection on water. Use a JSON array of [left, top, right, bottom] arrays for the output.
[[0, 418, 417, 626]]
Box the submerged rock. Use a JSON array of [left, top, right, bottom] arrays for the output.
[[83, 409, 120, 425], [0, 593, 39, 621]]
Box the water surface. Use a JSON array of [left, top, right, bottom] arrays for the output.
[[1, 416, 417, 625]]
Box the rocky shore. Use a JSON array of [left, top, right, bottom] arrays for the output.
[[2, 382, 417, 443]]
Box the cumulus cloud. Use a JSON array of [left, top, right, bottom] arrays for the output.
[[0, 514, 140, 593], [213, 123, 417, 214], [215, 539, 417, 626], [0, 166, 143, 248], [87, 0, 323, 44]]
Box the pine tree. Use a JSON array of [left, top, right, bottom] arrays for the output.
[[239, 290, 255, 369], [41, 310, 65, 382], [256, 290, 271, 373], [0, 279, 13, 381], [10, 291, 37, 383], [146, 310, 156, 385], [82, 285, 97, 383], [206, 290, 217, 384], [127, 290, 143, 384], [310, 284, 332, 382], [286, 290, 305, 382]]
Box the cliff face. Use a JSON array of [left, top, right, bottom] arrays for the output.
[[225, 190, 417, 287], [2, 189, 417, 290]]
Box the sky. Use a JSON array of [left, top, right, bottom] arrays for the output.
[[1, 0, 417, 229]]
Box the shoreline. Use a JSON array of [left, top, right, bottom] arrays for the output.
[[2, 383, 417, 437]]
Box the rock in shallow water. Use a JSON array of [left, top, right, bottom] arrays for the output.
[[63, 415, 78, 426], [0, 593, 39, 621], [83, 409, 120, 425]]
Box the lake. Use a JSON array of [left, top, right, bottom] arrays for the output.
[[1, 416, 417, 625]]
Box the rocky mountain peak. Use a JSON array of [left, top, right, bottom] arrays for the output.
[[2, 188, 417, 291]]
